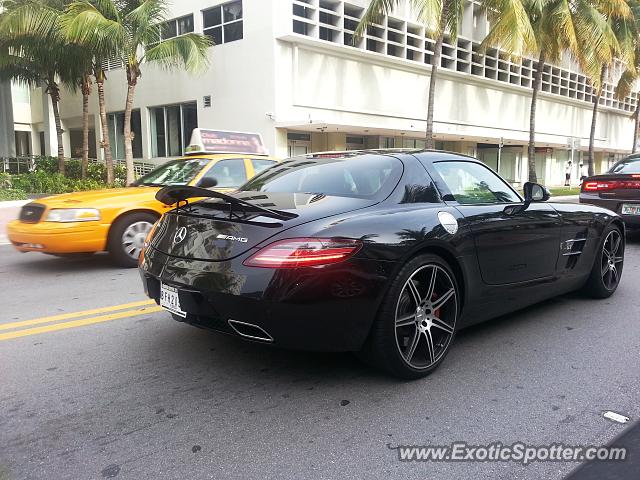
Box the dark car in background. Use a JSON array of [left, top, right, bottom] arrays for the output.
[[140, 150, 625, 379], [580, 154, 640, 229]]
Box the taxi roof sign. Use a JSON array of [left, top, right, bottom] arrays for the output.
[[185, 129, 269, 156]]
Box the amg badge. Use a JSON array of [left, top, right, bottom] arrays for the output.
[[217, 234, 248, 243]]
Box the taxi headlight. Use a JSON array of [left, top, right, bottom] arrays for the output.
[[45, 208, 101, 223]]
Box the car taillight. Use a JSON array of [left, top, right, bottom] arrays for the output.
[[582, 180, 640, 191], [243, 238, 362, 268]]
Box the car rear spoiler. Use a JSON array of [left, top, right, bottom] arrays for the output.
[[156, 186, 298, 221]]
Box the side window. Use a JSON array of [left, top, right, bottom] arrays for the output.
[[432, 161, 521, 204], [200, 159, 247, 188], [251, 159, 277, 176]]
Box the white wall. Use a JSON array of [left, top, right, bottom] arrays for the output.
[[274, 40, 634, 152]]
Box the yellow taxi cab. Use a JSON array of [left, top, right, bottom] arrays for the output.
[[7, 129, 279, 267]]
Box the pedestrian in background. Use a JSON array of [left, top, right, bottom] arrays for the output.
[[565, 160, 572, 186], [580, 162, 588, 181]]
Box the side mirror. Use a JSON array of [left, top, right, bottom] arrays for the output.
[[197, 177, 218, 189], [523, 182, 551, 203]]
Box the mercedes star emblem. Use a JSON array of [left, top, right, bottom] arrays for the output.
[[173, 226, 187, 245]]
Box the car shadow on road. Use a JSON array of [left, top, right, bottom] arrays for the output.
[[140, 286, 596, 393], [5, 252, 124, 274]]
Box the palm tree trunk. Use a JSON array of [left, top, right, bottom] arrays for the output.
[[633, 100, 640, 154], [81, 75, 92, 180], [123, 65, 140, 186], [528, 50, 546, 184], [47, 77, 65, 176], [425, 3, 449, 149], [96, 69, 114, 185], [588, 65, 606, 177], [123, 81, 136, 185]]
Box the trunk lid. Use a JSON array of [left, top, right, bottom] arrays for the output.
[[150, 192, 375, 261]]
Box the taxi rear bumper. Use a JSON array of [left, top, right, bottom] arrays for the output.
[[7, 220, 109, 253]]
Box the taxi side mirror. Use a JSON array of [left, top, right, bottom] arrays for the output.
[[198, 177, 218, 189]]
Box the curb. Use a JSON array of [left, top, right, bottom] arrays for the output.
[[0, 200, 30, 209]]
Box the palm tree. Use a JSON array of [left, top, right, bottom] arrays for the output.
[[60, 4, 119, 184], [0, 0, 84, 174], [355, 0, 466, 149], [64, 0, 211, 184], [615, 42, 640, 153], [79, 70, 92, 179], [482, 0, 629, 183], [611, 1, 640, 155], [586, 2, 636, 176]]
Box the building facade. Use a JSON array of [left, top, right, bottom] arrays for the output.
[[2, 0, 637, 186]]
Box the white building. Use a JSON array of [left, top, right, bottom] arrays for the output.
[[1, 0, 637, 185]]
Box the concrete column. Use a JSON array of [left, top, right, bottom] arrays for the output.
[[0, 81, 16, 157], [140, 106, 151, 160], [274, 128, 288, 159], [327, 132, 346, 150]]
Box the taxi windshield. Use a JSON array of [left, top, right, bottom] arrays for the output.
[[133, 158, 210, 186]]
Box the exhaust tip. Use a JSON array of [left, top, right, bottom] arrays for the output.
[[228, 319, 274, 343]]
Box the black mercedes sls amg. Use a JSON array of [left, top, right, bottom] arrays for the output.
[[139, 150, 625, 379]]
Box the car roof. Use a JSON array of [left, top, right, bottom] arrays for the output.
[[301, 149, 478, 163]]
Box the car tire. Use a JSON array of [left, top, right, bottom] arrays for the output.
[[358, 253, 460, 380], [108, 212, 157, 268], [582, 224, 624, 299]]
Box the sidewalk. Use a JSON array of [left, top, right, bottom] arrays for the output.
[[551, 195, 579, 203], [0, 200, 29, 245]]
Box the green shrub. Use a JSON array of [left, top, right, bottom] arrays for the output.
[[64, 159, 83, 180], [0, 188, 28, 201], [32, 156, 125, 183], [10, 171, 118, 194], [0, 172, 13, 189], [33, 156, 59, 174]]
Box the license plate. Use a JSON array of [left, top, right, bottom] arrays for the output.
[[160, 283, 187, 318], [621, 204, 640, 215]]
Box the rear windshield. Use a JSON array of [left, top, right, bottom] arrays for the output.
[[239, 154, 403, 199], [608, 158, 640, 174]]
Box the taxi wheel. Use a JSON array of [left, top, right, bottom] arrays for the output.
[[108, 212, 157, 268]]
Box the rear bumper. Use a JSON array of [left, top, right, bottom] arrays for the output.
[[579, 195, 640, 229], [6, 220, 109, 253], [139, 246, 390, 352]]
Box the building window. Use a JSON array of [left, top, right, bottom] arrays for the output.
[[161, 14, 194, 41], [108, 110, 142, 159], [203, 1, 243, 45], [150, 102, 198, 158], [381, 136, 395, 148], [14, 131, 31, 156], [346, 136, 365, 150]]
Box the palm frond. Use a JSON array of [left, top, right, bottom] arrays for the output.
[[125, 0, 167, 48], [411, 0, 442, 34], [615, 67, 637, 100], [143, 33, 211, 74], [62, 1, 127, 59], [354, 0, 399, 39], [480, 0, 537, 56]]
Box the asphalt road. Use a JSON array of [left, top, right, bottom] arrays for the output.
[[1, 235, 639, 480]]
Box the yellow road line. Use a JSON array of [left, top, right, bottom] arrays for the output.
[[0, 299, 156, 331], [0, 306, 164, 341]]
